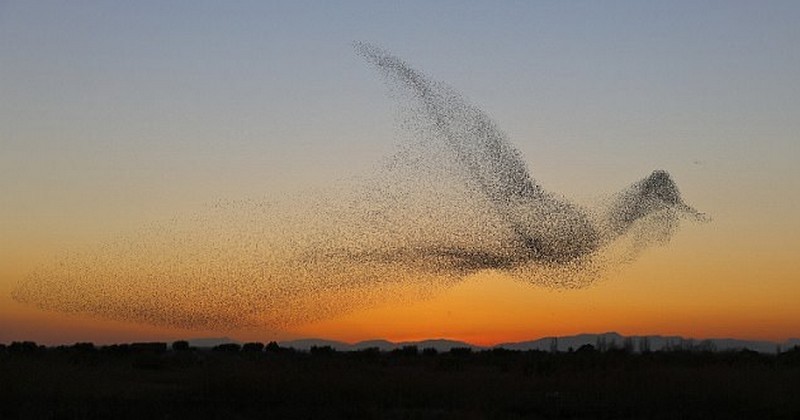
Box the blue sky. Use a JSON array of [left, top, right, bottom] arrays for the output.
[[1, 1, 799, 343]]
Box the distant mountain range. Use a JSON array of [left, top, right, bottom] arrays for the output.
[[187, 337, 240, 348], [493, 333, 798, 354], [186, 333, 799, 354]]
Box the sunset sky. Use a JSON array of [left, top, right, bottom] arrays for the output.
[[2, 1, 799, 346]]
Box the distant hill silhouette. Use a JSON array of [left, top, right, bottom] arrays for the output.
[[352, 339, 396, 351], [187, 337, 240, 348], [259, 333, 799, 354], [278, 338, 355, 351], [500, 333, 798, 353], [277, 338, 477, 352], [398, 339, 476, 352], [494, 332, 790, 353]]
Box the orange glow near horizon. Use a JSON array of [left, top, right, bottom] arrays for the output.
[[4, 225, 798, 347]]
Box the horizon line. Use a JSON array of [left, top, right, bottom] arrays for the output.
[[4, 331, 798, 348]]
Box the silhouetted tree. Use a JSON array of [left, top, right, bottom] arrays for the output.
[[778, 345, 800, 366], [681, 339, 693, 351], [242, 342, 265, 352], [449, 347, 472, 356], [265, 341, 281, 353], [696, 340, 716, 353], [638, 337, 651, 353], [608, 337, 619, 351], [549, 337, 559, 353], [130, 342, 167, 354], [172, 340, 190, 351], [213, 343, 241, 352], [623, 337, 634, 353], [355, 347, 381, 360], [9, 341, 40, 353], [422, 347, 438, 356], [310, 345, 335, 355], [596, 336, 607, 352], [391, 346, 419, 356], [72, 342, 96, 353], [101, 344, 131, 355]]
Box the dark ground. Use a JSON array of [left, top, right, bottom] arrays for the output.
[[1, 341, 799, 419]]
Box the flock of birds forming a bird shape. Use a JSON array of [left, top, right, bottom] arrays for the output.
[[13, 43, 708, 330]]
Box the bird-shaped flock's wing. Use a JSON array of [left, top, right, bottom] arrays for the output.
[[355, 42, 601, 265]]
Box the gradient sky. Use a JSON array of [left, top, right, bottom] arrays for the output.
[[2, 1, 799, 345]]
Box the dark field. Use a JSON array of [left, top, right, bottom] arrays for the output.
[[2, 342, 799, 419]]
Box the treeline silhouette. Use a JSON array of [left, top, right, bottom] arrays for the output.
[[2, 340, 799, 419]]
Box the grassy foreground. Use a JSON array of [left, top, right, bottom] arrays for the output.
[[2, 342, 799, 419]]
